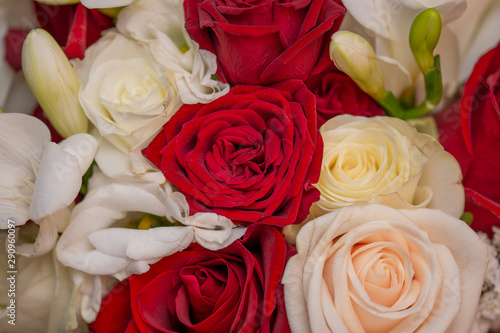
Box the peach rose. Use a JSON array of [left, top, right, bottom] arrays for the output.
[[283, 204, 488, 333], [312, 115, 464, 218]]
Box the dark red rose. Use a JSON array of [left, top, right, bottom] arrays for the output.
[[435, 42, 500, 237], [305, 70, 385, 128], [89, 224, 295, 333], [144, 81, 322, 227], [4, 3, 113, 75], [184, 0, 344, 85]]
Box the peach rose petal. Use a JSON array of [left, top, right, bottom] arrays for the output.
[[283, 204, 488, 333]]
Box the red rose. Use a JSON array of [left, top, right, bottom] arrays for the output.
[[89, 225, 295, 333], [184, 0, 344, 85], [436, 42, 500, 236], [305, 70, 385, 128], [34, 3, 114, 59], [4, 3, 113, 72], [144, 81, 322, 227]]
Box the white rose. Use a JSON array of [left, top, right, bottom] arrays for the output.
[[115, 0, 229, 104], [341, 0, 466, 102], [283, 204, 488, 333], [312, 115, 463, 218], [74, 31, 179, 182], [74, 31, 176, 152]]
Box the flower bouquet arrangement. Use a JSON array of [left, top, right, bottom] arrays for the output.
[[1, 0, 500, 332]]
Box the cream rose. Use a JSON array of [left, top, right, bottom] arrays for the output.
[[282, 204, 488, 333], [312, 115, 463, 218]]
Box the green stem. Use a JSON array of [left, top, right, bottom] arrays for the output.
[[377, 55, 442, 120]]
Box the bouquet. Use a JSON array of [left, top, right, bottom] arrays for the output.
[[1, 0, 500, 332]]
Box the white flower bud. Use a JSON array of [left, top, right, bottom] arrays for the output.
[[34, 0, 80, 4], [22, 29, 88, 138], [330, 31, 386, 100]]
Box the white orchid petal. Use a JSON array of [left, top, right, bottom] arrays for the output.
[[415, 138, 464, 218], [71, 270, 118, 323], [56, 169, 190, 276], [17, 219, 58, 257], [376, 55, 413, 98], [454, 0, 500, 82], [341, 0, 392, 38], [94, 139, 137, 181], [17, 207, 71, 258], [0, 113, 49, 227], [87, 226, 193, 262], [58, 134, 98, 174], [183, 213, 246, 250], [158, 182, 189, 222], [88, 228, 137, 258], [126, 227, 195, 260], [30, 134, 97, 221]]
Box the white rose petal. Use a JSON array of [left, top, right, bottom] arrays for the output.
[[116, 0, 229, 104], [74, 31, 180, 181]]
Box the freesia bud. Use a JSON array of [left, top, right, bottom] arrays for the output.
[[22, 29, 88, 138], [330, 31, 386, 100], [409, 8, 442, 73], [34, 0, 80, 5]]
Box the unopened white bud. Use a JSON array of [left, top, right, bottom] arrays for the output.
[[22, 29, 88, 138], [330, 31, 386, 100]]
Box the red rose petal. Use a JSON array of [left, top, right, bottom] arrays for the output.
[[63, 4, 87, 60], [144, 82, 321, 226], [461, 46, 496, 154], [89, 280, 133, 333]]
